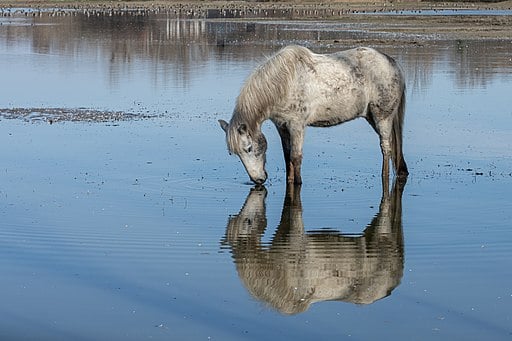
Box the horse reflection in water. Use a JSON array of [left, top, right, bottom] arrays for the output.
[[222, 181, 405, 314]]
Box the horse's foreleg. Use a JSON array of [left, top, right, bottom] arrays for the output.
[[290, 154, 303, 185], [290, 128, 304, 185], [277, 124, 304, 185], [277, 125, 294, 184]]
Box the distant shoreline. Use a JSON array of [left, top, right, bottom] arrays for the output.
[[2, 1, 512, 40]]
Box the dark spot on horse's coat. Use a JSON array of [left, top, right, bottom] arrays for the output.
[[351, 66, 364, 81], [255, 133, 267, 156], [309, 116, 347, 127], [309, 120, 332, 127]]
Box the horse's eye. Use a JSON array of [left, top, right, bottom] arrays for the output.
[[246, 146, 253, 153]]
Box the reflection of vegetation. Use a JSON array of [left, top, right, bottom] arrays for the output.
[[451, 40, 500, 89], [1, 12, 510, 91]]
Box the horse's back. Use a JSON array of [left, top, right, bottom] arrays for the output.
[[328, 47, 402, 83], [327, 47, 405, 112]]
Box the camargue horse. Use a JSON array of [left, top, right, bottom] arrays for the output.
[[219, 45, 408, 186]]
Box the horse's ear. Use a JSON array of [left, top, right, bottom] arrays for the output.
[[218, 119, 229, 133], [237, 123, 248, 135]]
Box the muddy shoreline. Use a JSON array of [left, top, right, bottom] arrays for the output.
[[2, 1, 512, 40]]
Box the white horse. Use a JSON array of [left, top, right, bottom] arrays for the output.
[[219, 45, 408, 185]]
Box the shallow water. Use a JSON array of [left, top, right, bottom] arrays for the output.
[[1, 12, 512, 340]]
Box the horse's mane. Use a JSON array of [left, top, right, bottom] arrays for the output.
[[226, 45, 314, 154]]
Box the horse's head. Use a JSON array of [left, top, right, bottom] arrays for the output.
[[219, 119, 268, 185]]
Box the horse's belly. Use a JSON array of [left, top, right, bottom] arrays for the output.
[[308, 117, 347, 127], [307, 100, 366, 127], [304, 73, 368, 127]]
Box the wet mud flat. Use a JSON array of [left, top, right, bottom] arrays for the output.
[[0, 108, 153, 123], [1, 4, 512, 341]]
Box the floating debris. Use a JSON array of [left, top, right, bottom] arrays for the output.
[[0, 107, 153, 123]]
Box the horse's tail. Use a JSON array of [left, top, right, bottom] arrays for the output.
[[391, 84, 409, 178]]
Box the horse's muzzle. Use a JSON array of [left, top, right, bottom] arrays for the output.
[[252, 171, 268, 185]]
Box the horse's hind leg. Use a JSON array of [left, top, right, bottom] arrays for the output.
[[379, 136, 392, 195], [370, 116, 393, 194]]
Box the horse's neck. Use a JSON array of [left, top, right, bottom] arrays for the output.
[[232, 107, 267, 132]]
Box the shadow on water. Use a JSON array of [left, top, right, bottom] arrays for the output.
[[222, 180, 406, 314]]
